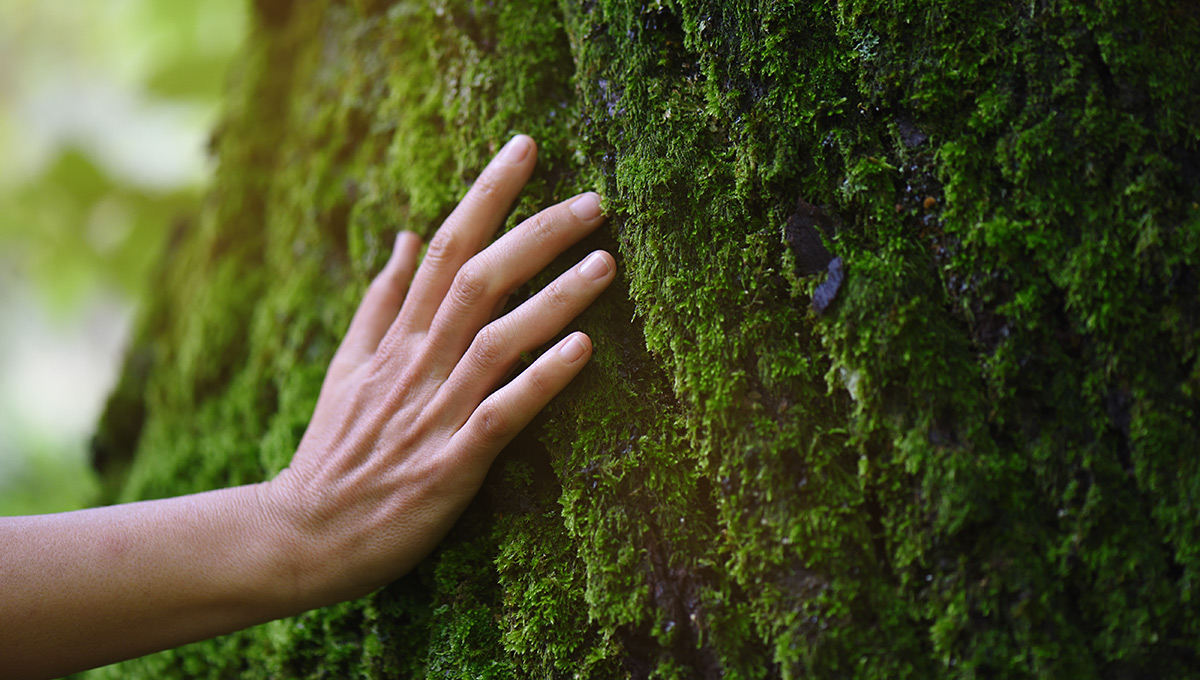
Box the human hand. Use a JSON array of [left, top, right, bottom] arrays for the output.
[[262, 135, 614, 608]]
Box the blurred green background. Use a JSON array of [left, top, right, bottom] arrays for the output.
[[0, 0, 247, 515]]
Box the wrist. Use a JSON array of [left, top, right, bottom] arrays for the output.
[[251, 473, 376, 614], [245, 478, 326, 616]]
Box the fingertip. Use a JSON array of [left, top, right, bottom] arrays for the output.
[[388, 231, 423, 267], [578, 250, 615, 282], [458, 330, 591, 449], [396, 230, 422, 247], [557, 332, 591, 364], [498, 134, 536, 165], [568, 192, 604, 222]]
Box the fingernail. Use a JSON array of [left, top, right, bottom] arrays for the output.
[[578, 251, 611, 281], [499, 135, 530, 163], [569, 192, 603, 221], [558, 334, 588, 363]]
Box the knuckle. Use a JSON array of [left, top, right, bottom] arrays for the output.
[[523, 211, 557, 245], [425, 230, 463, 266], [525, 363, 553, 397], [470, 171, 505, 201], [451, 259, 492, 307], [471, 322, 510, 369], [399, 450, 440, 488], [474, 398, 511, 441], [542, 279, 573, 310]]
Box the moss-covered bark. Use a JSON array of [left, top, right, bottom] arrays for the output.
[[89, 1, 1200, 677]]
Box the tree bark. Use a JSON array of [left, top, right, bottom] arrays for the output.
[[93, 1, 1200, 677]]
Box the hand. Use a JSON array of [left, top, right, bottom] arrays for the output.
[[263, 134, 615, 607]]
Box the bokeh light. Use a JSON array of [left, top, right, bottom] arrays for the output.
[[0, 0, 247, 515]]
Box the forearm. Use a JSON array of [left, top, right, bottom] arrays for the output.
[[0, 484, 297, 679]]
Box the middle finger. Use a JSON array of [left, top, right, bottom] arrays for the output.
[[393, 134, 537, 336]]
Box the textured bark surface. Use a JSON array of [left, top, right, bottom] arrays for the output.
[[90, 1, 1200, 677]]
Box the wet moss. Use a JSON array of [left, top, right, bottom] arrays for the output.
[[90, 0, 1200, 677]]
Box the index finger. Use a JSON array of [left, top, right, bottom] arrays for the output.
[[394, 134, 537, 335]]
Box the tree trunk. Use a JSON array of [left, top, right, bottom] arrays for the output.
[[92, 1, 1200, 677]]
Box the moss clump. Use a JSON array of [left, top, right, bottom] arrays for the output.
[[91, 0, 1200, 677]]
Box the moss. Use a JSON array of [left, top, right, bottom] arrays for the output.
[[90, 0, 1200, 677]]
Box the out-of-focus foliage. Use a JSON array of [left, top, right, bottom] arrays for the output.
[[0, 0, 247, 310], [0, 0, 246, 515]]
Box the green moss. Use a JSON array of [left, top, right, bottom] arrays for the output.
[[90, 0, 1200, 677]]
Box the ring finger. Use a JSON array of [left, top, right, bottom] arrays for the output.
[[432, 249, 616, 424]]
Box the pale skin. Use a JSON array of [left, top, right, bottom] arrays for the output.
[[0, 135, 616, 679]]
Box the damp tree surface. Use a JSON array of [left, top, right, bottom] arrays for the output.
[[91, 1, 1200, 677]]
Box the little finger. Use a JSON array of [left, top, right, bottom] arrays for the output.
[[451, 332, 593, 460]]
